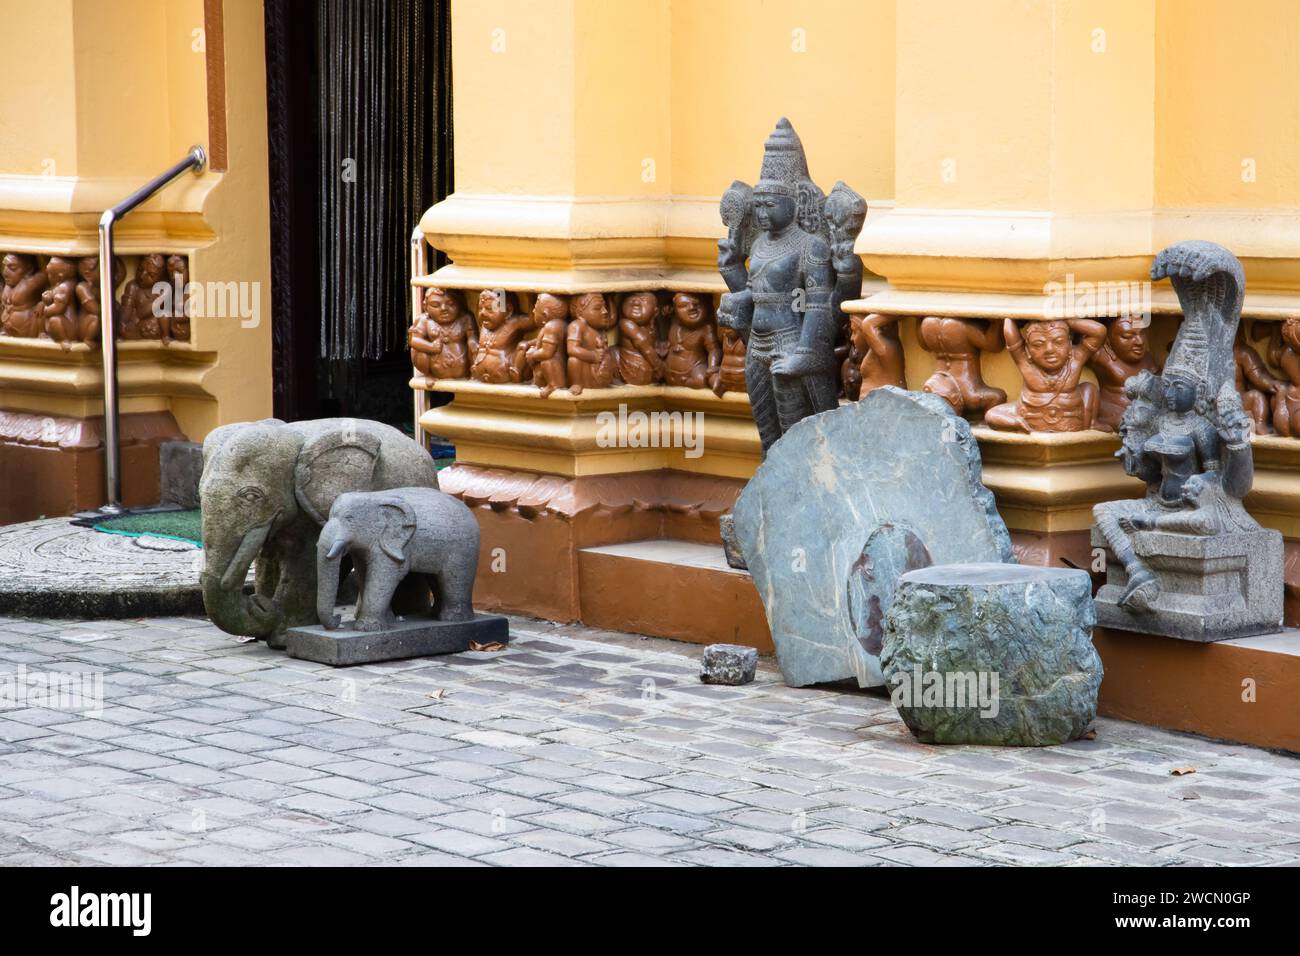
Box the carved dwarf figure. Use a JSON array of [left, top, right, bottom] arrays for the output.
[[1088, 315, 1160, 432], [409, 288, 476, 380], [713, 324, 748, 397], [165, 255, 192, 342], [75, 255, 120, 348], [717, 119, 865, 452], [566, 292, 618, 394], [1093, 241, 1264, 613], [918, 316, 1006, 418], [665, 292, 721, 390], [525, 292, 569, 398], [1264, 317, 1300, 438], [854, 312, 907, 400], [119, 253, 167, 340], [838, 330, 863, 401], [1228, 324, 1282, 435], [987, 317, 1106, 432], [615, 291, 665, 385], [74, 254, 120, 348], [41, 256, 80, 349], [470, 289, 531, 384], [1, 253, 48, 338]]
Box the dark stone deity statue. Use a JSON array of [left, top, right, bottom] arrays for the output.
[[1091, 241, 1282, 640], [716, 118, 865, 453]]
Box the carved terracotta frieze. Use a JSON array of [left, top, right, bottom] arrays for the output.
[[411, 287, 745, 399], [0, 251, 190, 348]]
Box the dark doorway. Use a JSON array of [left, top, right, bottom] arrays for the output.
[[264, 0, 453, 429]]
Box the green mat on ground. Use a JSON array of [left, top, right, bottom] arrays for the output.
[[93, 509, 203, 546]]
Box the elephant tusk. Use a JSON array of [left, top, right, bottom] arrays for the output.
[[219, 520, 276, 591], [326, 539, 347, 560]]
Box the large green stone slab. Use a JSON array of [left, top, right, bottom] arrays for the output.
[[733, 387, 1015, 688]]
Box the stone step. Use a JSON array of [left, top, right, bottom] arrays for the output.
[[1095, 626, 1300, 753], [577, 539, 771, 652]]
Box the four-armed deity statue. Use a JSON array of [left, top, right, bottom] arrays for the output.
[[1091, 240, 1282, 640], [716, 118, 865, 453]]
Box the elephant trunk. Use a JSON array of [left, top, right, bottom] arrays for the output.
[[201, 521, 280, 639], [316, 532, 347, 628]]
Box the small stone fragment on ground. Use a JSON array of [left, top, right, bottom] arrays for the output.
[[701, 643, 758, 685]]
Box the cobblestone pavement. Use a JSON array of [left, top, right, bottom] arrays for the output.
[[1, 612, 1298, 867]]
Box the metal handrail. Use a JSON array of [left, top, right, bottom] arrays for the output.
[[410, 225, 431, 451], [97, 145, 207, 514]]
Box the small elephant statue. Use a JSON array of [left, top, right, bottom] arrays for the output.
[[316, 487, 480, 632]]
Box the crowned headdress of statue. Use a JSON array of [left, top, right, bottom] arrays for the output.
[[751, 118, 828, 240]]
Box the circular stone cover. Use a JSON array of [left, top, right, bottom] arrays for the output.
[[0, 518, 208, 618]]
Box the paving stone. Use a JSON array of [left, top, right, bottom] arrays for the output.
[[984, 824, 1088, 849], [2, 612, 1300, 867], [510, 828, 614, 857], [208, 822, 297, 853], [406, 827, 511, 857], [775, 845, 882, 866], [602, 827, 699, 851], [969, 842, 1078, 865], [889, 822, 977, 853], [588, 851, 685, 867], [703, 826, 796, 852]]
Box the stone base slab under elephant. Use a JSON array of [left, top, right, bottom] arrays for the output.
[[285, 613, 509, 666]]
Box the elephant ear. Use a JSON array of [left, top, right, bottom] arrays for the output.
[[294, 427, 383, 524], [378, 500, 417, 562]]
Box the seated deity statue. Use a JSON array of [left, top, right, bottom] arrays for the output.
[[1093, 241, 1264, 615]]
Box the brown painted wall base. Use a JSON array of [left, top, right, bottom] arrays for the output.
[[0, 409, 185, 523], [444, 465, 754, 634], [579, 542, 772, 652], [1094, 627, 1300, 754]]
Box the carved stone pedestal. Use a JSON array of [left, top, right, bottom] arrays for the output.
[[285, 613, 509, 667], [1092, 528, 1284, 642]]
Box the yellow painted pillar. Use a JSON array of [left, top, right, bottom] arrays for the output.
[[0, 0, 272, 518], [425, 0, 672, 287], [863, 0, 1156, 297]]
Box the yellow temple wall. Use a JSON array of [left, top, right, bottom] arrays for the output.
[[419, 0, 1300, 567], [0, 0, 273, 440]]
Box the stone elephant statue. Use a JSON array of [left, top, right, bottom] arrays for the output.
[[199, 418, 439, 647], [316, 487, 480, 631]]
